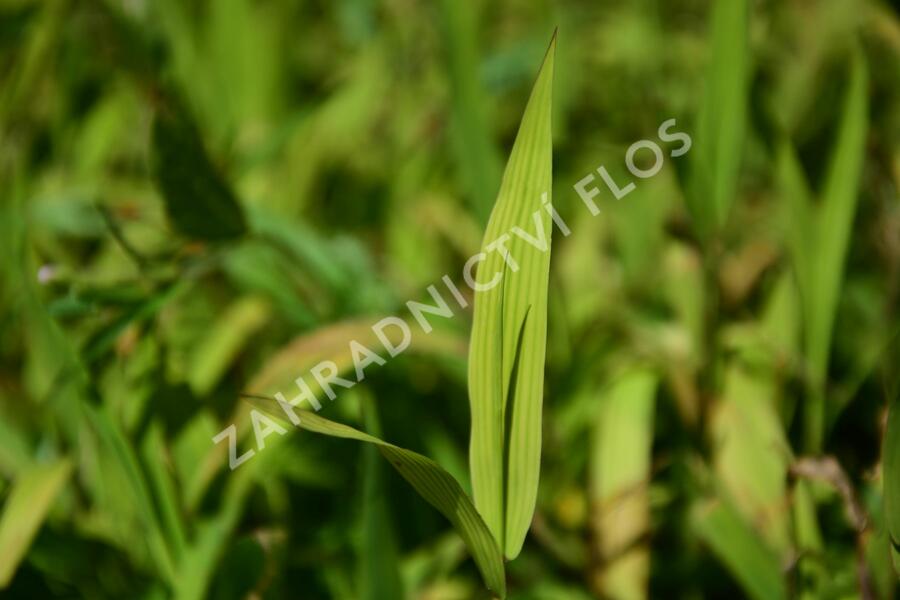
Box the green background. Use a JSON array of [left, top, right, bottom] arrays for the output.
[[1, 0, 899, 598]]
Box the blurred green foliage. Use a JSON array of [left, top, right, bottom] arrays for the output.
[[1, 0, 899, 598]]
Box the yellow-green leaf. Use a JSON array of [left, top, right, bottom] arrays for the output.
[[0, 459, 72, 588], [468, 30, 555, 559]]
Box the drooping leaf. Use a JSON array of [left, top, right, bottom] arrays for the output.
[[289, 409, 506, 597], [151, 99, 247, 241], [0, 459, 72, 588], [468, 30, 555, 560]]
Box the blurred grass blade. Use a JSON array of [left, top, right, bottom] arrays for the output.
[[792, 481, 827, 597], [712, 366, 791, 554], [294, 410, 506, 598], [359, 397, 404, 600], [885, 396, 900, 577], [188, 296, 271, 396], [804, 47, 868, 451], [140, 423, 188, 562], [692, 498, 787, 600], [468, 30, 555, 560], [438, 0, 501, 224], [173, 457, 259, 600], [778, 47, 868, 452], [151, 99, 247, 240], [589, 370, 657, 599], [87, 405, 177, 583], [687, 0, 749, 236], [0, 459, 72, 588], [775, 141, 814, 311]]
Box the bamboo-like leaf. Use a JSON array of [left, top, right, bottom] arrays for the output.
[[290, 410, 506, 597], [686, 0, 750, 236], [468, 30, 555, 560], [0, 459, 72, 588]]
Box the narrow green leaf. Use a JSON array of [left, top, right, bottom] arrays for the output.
[[778, 47, 868, 452], [775, 140, 815, 316], [693, 498, 787, 600], [0, 459, 72, 588], [151, 99, 247, 241], [437, 0, 502, 224], [803, 47, 868, 451], [173, 453, 258, 600], [87, 405, 177, 584], [292, 410, 506, 598], [140, 422, 188, 563], [687, 0, 750, 236], [468, 30, 555, 560]]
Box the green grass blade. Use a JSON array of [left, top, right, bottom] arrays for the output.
[[468, 30, 555, 560], [140, 422, 188, 562], [359, 397, 404, 600], [775, 140, 815, 317], [0, 459, 72, 588], [438, 0, 502, 225], [589, 370, 657, 599], [687, 0, 750, 236], [295, 410, 506, 597], [693, 497, 787, 600], [778, 47, 867, 452], [712, 366, 792, 554], [803, 47, 868, 451], [87, 405, 178, 584], [188, 296, 271, 396]]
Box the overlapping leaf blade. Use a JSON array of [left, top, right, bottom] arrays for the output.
[[290, 410, 506, 597]]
